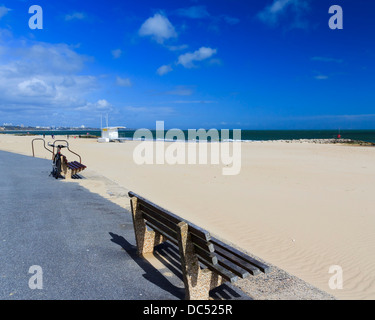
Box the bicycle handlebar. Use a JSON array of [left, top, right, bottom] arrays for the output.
[[46, 140, 81, 163], [48, 143, 67, 148]]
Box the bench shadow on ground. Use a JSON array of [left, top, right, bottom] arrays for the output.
[[109, 232, 251, 300]]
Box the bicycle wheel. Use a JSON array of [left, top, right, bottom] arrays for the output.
[[55, 157, 61, 179]]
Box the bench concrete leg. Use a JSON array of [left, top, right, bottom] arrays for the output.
[[130, 197, 165, 256], [64, 167, 73, 180], [61, 162, 67, 178], [176, 221, 223, 300], [67, 168, 73, 180], [60, 161, 75, 179]]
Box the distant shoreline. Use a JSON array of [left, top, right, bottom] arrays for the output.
[[1, 131, 375, 146]]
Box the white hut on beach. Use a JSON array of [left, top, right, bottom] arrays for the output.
[[97, 126, 126, 143]]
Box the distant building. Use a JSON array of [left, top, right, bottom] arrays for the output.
[[98, 126, 126, 142]]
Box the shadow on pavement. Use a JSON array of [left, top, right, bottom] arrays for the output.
[[110, 233, 251, 300], [109, 232, 185, 300]]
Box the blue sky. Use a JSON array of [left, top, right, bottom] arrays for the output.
[[0, 0, 374, 129]]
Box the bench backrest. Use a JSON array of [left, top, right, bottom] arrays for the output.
[[128, 191, 217, 265], [128, 191, 271, 283]]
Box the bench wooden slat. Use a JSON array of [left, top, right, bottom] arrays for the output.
[[139, 198, 181, 224], [139, 203, 178, 231], [143, 212, 177, 241], [215, 248, 258, 277], [145, 222, 232, 281], [71, 161, 86, 168], [141, 203, 215, 254], [145, 221, 178, 246], [68, 161, 86, 171], [193, 244, 218, 265], [190, 233, 214, 253], [198, 257, 238, 283], [130, 191, 211, 242], [215, 253, 251, 278], [67, 162, 85, 172], [143, 212, 218, 265], [68, 162, 80, 169], [211, 237, 270, 274], [140, 198, 211, 242]]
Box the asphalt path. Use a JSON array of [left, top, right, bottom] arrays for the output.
[[0, 150, 185, 300]]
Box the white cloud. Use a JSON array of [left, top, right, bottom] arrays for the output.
[[111, 49, 122, 59], [139, 13, 177, 44], [177, 47, 217, 68], [0, 28, 12, 40], [7, 43, 88, 75], [166, 44, 189, 51], [76, 99, 113, 112], [257, 0, 310, 28], [116, 76, 132, 87], [0, 5, 11, 19], [65, 12, 87, 21], [17, 78, 56, 97], [97, 99, 111, 109], [157, 65, 173, 76], [0, 73, 97, 112], [0, 39, 109, 120], [258, 0, 293, 25], [175, 6, 239, 25], [314, 75, 329, 80]]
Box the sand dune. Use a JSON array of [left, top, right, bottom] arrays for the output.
[[1, 134, 374, 299]]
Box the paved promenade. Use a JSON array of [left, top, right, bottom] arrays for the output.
[[0, 150, 185, 300]]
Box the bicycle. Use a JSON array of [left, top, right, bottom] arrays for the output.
[[49, 144, 67, 179]]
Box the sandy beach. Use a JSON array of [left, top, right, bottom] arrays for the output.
[[1, 134, 374, 300]]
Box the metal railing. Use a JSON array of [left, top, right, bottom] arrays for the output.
[[32, 138, 82, 163]]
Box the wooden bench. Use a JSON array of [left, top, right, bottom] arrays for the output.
[[68, 161, 86, 174], [128, 191, 270, 300], [61, 160, 86, 179]]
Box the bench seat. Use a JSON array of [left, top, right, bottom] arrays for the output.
[[62, 161, 86, 179]]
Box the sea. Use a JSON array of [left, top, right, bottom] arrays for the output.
[[2, 129, 375, 143]]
